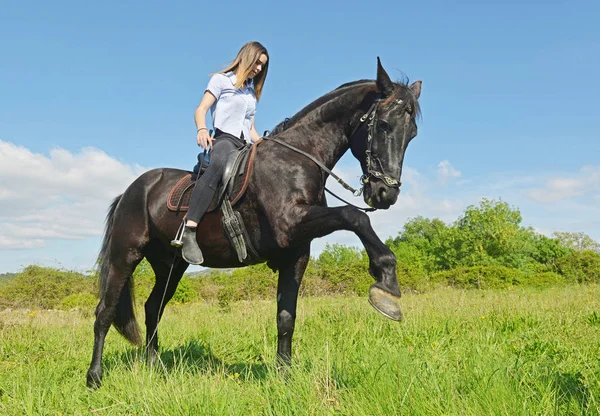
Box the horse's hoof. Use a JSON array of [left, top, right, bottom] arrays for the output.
[[146, 352, 159, 367], [86, 370, 102, 389], [368, 285, 402, 321]]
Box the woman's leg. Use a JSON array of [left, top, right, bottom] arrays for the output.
[[181, 137, 241, 264]]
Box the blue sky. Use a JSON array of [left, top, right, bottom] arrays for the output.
[[1, 0, 599, 273]]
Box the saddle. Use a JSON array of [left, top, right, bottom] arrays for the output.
[[167, 140, 261, 213], [167, 139, 262, 264]]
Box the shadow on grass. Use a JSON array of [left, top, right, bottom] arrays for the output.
[[551, 371, 592, 413], [102, 338, 271, 383]]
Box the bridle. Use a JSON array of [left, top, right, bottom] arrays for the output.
[[350, 96, 413, 192], [263, 92, 413, 212]]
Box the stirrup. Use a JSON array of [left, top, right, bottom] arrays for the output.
[[170, 221, 185, 248]]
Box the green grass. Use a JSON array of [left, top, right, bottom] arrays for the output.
[[1, 285, 599, 415]]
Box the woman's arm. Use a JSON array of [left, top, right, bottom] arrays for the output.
[[194, 91, 217, 149], [250, 119, 261, 142]]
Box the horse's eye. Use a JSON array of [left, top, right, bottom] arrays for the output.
[[376, 120, 390, 132]]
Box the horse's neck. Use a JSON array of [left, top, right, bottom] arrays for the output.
[[280, 90, 365, 170]]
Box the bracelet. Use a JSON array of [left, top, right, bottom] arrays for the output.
[[197, 127, 207, 132]]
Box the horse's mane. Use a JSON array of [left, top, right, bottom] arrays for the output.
[[268, 78, 420, 136]]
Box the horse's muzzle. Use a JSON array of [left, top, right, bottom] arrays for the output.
[[363, 180, 400, 209]]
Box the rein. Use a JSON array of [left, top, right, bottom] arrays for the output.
[[261, 136, 377, 212]]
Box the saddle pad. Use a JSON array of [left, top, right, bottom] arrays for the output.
[[167, 139, 261, 213], [167, 174, 196, 212]]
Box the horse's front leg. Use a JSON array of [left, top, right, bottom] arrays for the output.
[[288, 205, 402, 320], [274, 245, 310, 367]]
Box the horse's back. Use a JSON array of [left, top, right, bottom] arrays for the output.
[[127, 167, 189, 192]]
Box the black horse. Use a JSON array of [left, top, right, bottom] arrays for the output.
[[87, 58, 422, 388]]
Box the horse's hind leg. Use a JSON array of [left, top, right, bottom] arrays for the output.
[[87, 243, 145, 388], [144, 247, 189, 365], [87, 193, 150, 388]]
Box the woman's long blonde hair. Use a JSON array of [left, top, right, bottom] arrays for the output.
[[217, 41, 269, 100]]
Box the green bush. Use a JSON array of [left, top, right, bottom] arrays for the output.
[[172, 277, 196, 304], [431, 266, 525, 289], [556, 250, 600, 283], [131, 259, 198, 305], [230, 263, 277, 299], [59, 293, 98, 310], [391, 242, 430, 290], [525, 271, 566, 287], [301, 261, 338, 297], [314, 245, 371, 295], [0, 266, 94, 309], [132, 259, 156, 301], [217, 285, 236, 310], [430, 266, 570, 289]]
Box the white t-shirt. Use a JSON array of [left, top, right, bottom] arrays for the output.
[[206, 71, 256, 144]]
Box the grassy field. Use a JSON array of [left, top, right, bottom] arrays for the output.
[[0, 285, 599, 415]]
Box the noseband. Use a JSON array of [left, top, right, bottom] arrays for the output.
[[350, 97, 412, 190]]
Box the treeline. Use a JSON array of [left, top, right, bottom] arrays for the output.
[[1, 199, 599, 310]]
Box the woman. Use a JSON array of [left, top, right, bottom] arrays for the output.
[[181, 41, 269, 265]]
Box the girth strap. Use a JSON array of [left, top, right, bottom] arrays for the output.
[[220, 196, 260, 264]]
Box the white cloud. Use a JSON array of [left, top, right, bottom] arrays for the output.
[[527, 165, 600, 203], [0, 236, 45, 250], [0, 140, 146, 250], [437, 160, 461, 185]]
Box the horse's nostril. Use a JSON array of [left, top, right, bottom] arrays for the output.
[[379, 188, 387, 201]]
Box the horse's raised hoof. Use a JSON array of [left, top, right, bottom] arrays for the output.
[[86, 369, 102, 389], [368, 285, 402, 321]]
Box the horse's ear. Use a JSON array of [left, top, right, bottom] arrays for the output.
[[376, 57, 394, 96], [409, 80, 422, 99]]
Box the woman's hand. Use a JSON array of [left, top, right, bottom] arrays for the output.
[[196, 128, 214, 150], [250, 121, 261, 143], [194, 91, 217, 149]]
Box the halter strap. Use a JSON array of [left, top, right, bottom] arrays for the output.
[[349, 99, 381, 139], [358, 99, 405, 189]]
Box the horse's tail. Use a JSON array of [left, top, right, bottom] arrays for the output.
[[97, 194, 142, 346]]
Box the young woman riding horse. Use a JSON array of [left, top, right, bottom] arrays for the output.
[[86, 55, 421, 388], [182, 41, 269, 265]]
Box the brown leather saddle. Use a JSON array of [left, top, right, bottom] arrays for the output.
[[167, 139, 261, 213]]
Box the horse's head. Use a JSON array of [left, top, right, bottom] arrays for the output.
[[351, 58, 422, 209]]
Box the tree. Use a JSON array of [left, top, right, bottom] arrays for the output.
[[387, 216, 448, 272], [553, 231, 600, 253], [531, 234, 571, 271], [443, 199, 536, 269]]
